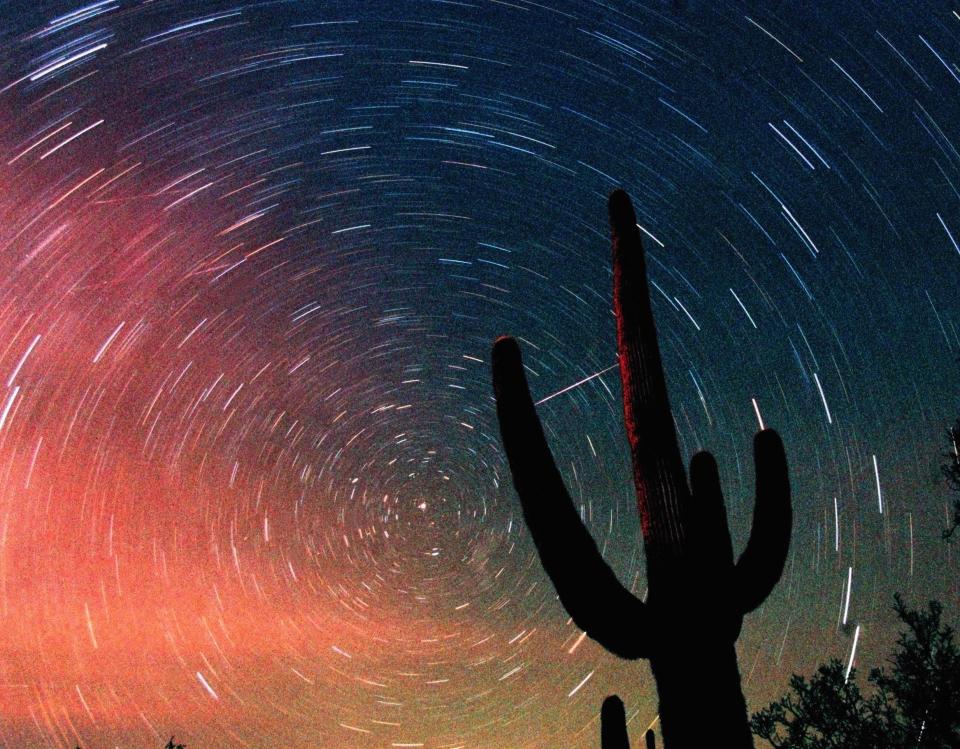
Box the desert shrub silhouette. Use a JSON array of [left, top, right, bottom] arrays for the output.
[[751, 595, 960, 748], [492, 190, 791, 748]]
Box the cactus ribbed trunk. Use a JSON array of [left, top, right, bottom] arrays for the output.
[[611, 187, 754, 747], [650, 640, 753, 747]]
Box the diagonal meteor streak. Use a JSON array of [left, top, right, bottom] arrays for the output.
[[535, 362, 619, 405]]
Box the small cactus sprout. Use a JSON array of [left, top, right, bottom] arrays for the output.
[[601, 695, 631, 749]]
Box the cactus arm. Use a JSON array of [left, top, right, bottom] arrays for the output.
[[687, 450, 734, 568], [601, 696, 631, 749], [492, 336, 652, 659], [609, 189, 689, 560], [733, 429, 792, 614]]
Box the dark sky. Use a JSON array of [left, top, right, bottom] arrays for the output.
[[0, 1, 957, 747]]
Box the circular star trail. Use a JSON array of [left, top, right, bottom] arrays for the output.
[[0, 1, 957, 747]]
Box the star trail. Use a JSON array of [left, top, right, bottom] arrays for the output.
[[0, 1, 957, 747]]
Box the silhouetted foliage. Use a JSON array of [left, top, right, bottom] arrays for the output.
[[942, 418, 960, 539], [751, 595, 960, 748], [492, 190, 791, 748]]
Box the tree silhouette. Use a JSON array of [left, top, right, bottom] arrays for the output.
[[941, 417, 960, 539], [751, 595, 960, 748], [492, 190, 791, 748]]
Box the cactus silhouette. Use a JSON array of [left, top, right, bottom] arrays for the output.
[[600, 695, 658, 749], [492, 190, 791, 748], [601, 695, 631, 749]]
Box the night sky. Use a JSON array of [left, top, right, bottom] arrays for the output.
[[0, 1, 958, 747]]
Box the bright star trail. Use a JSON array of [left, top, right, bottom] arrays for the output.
[[0, 2, 957, 748]]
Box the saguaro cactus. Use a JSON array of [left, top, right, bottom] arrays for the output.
[[492, 190, 791, 748], [599, 695, 657, 749], [601, 695, 631, 749]]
